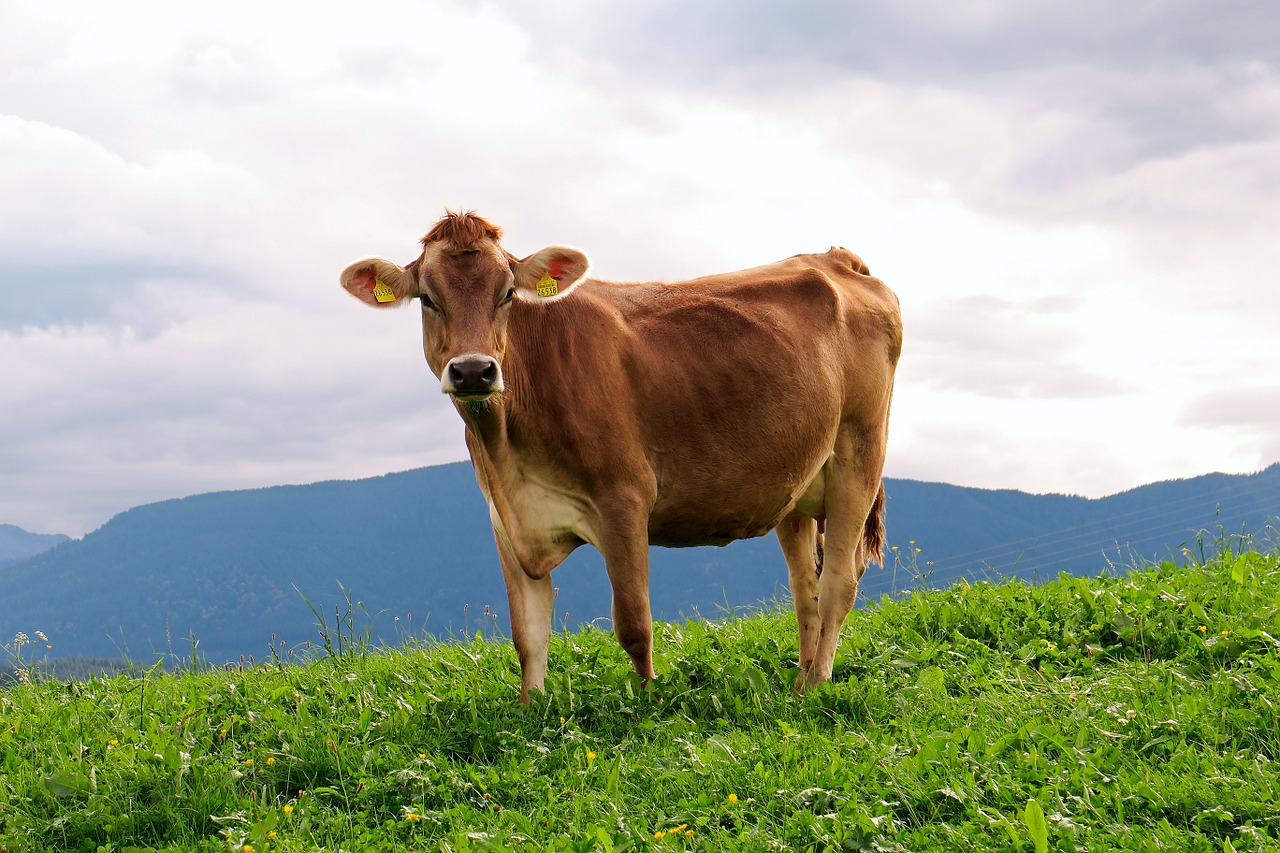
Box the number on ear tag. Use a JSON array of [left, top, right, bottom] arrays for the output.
[[373, 278, 396, 303], [535, 272, 558, 298]]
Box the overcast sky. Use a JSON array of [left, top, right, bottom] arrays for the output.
[[3, 1, 1277, 537]]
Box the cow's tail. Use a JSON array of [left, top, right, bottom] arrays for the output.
[[862, 481, 887, 567]]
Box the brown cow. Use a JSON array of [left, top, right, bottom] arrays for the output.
[[341, 211, 901, 700]]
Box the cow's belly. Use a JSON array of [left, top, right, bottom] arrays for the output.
[[646, 455, 830, 547]]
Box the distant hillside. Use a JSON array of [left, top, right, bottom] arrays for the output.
[[2, 462, 1277, 664], [0, 524, 70, 568]]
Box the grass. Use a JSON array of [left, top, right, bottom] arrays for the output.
[[2, 538, 1279, 852]]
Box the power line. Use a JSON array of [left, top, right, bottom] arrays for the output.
[[883, 470, 1279, 590]]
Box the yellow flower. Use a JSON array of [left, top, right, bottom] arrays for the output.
[[266, 757, 275, 765], [267, 831, 277, 839], [243, 846, 254, 852], [674, 824, 687, 832], [654, 830, 666, 840], [405, 811, 421, 822], [586, 751, 597, 761], [108, 739, 118, 746], [283, 805, 295, 815], [685, 831, 694, 838], [1221, 630, 1229, 637], [560, 717, 566, 724], [418, 753, 426, 760], [1197, 626, 1207, 633], [728, 793, 738, 803], [244, 758, 254, 766]]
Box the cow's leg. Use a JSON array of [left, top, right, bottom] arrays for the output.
[[776, 515, 822, 687], [493, 533, 556, 703], [596, 508, 656, 681], [802, 427, 887, 691]]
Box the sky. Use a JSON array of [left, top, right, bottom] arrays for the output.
[[2, 1, 1278, 537]]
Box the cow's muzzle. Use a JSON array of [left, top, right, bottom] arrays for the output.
[[442, 354, 503, 399]]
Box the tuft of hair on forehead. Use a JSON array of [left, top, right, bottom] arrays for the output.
[[420, 210, 503, 251]]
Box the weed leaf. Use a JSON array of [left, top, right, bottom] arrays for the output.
[[1023, 799, 1048, 853]]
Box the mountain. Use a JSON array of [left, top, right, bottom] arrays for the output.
[[3, 462, 1277, 665], [0, 524, 70, 568]]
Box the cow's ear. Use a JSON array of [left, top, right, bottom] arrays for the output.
[[340, 257, 416, 308], [512, 245, 591, 303]]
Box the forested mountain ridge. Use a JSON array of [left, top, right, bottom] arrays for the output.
[[3, 462, 1276, 665], [0, 524, 70, 568]]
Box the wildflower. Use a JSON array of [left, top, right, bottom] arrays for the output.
[[728, 793, 738, 803], [685, 831, 694, 838], [243, 846, 254, 852], [586, 751, 597, 761], [891, 545, 899, 552], [1221, 630, 1229, 637], [405, 811, 422, 822], [1197, 626, 1207, 634], [560, 717, 566, 724], [283, 805, 295, 815], [267, 831, 277, 839], [418, 753, 426, 760], [244, 758, 254, 766], [13, 632, 27, 646], [108, 739, 118, 746], [266, 757, 275, 765], [654, 830, 666, 840]]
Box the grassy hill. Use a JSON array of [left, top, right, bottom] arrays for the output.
[[4, 462, 1278, 665], [2, 540, 1277, 851]]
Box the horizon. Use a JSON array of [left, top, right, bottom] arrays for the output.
[[12, 458, 1278, 541]]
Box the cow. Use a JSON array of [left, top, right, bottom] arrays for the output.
[[341, 211, 902, 701]]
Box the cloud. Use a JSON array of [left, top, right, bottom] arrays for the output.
[[1179, 387, 1280, 469], [0, 307, 463, 536], [906, 295, 1132, 399], [1, 0, 1277, 537]]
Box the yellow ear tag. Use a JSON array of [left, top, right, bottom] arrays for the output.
[[372, 278, 396, 303], [371, 277, 394, 303], [535, 272, 559, 298]]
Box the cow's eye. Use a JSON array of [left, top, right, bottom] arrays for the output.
[[499, 287, 516, 306], [421, 294, 440, 314]]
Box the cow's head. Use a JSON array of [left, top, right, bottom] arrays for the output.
[[341, 211, 590, 403]]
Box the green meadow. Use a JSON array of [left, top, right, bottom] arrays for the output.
[[2, 536, 1278, 852]]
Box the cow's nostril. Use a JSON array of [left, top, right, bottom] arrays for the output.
[[443, 355, 503, 396]]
